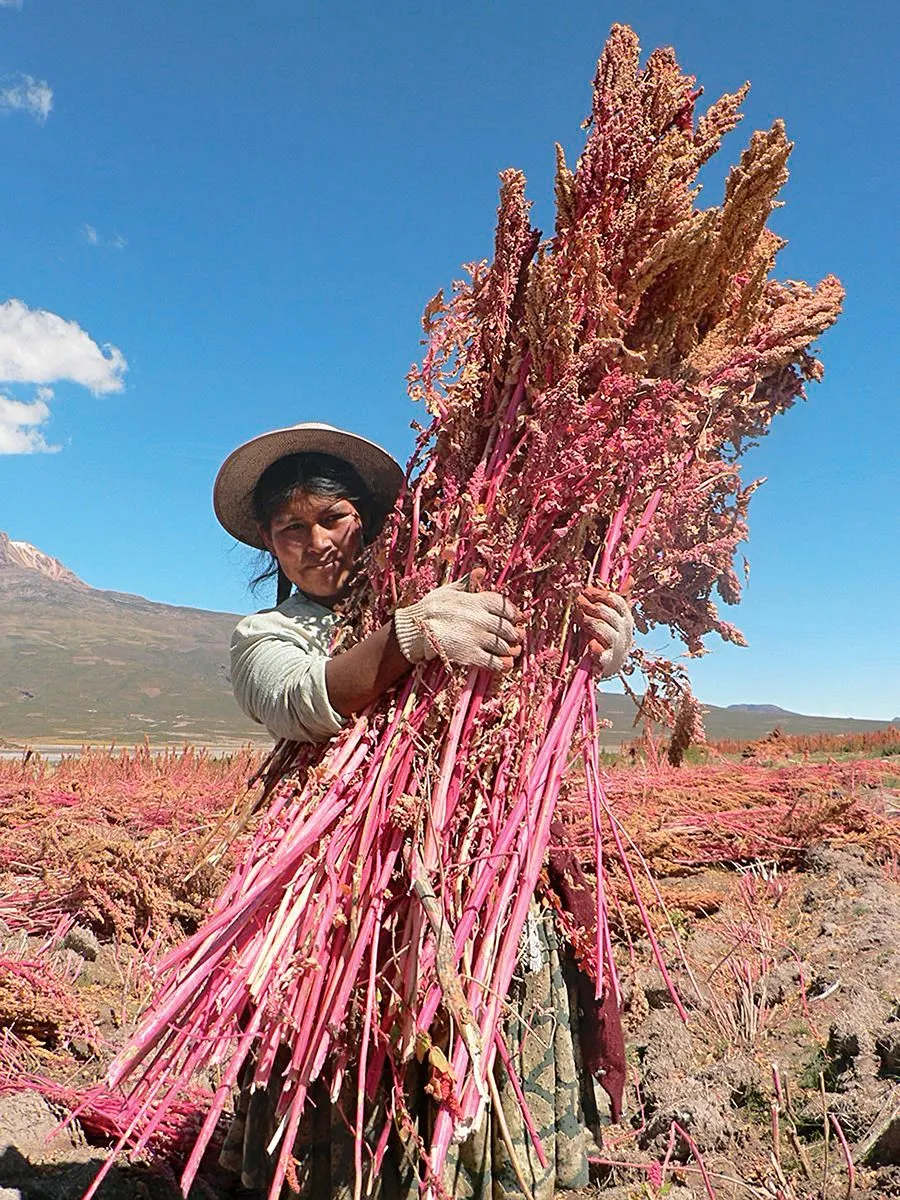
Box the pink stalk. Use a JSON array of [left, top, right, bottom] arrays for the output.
[[424, 671, 484, 860], [597, 485, 634, 584], [829, 1114, 856, 1197], [596, 793, 688, 1021], [482, 355, 531, 479], [582, 700, 607, 997], [672, 1122, 719, 1200], [81, 1065, 182, 1200], [290, 831, 405, 1074], [269, 1076, 310, 1200], [146, 736, 370, 976], [431, 666, 590, 1166], [126, 1000, 249, 1157], [416, 675, 585, 1037], [479, 690, 584, 1037], [405, 483, 422, 580], [354, 901, 382, 1200], [179, 1005, 266, 1193], [370, 1109, 394, 1180]]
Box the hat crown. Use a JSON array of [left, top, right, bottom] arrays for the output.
[[213, 423, 404, 550]]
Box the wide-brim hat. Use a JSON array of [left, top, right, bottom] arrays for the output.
[[213, 422, 405, 549]]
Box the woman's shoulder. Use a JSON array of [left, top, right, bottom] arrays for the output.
[[231, 593, 338, 646]]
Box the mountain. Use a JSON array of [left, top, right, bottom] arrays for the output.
[[0, 532, 268, 746], [0, 533, 894, 748], [725, 703, 789, 714], [590, 692, 894, 746], [693, 705, 894, 744], [0, 534, 85, 586]]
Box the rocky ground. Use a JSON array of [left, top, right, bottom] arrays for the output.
[[608, 844, 900, 1197]]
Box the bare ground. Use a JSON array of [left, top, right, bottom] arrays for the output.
[[0, 843, 898, 1199]]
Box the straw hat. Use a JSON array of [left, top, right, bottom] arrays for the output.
[[213, 422, 404, 549]]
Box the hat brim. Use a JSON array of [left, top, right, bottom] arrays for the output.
[[213, 423, 405, 549]]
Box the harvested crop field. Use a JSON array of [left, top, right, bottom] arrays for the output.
[[0, 742, 897, 1199]]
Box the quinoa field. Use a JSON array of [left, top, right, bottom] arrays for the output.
[[0, 738, 897, 1199]]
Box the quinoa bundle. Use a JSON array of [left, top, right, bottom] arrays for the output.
[[96, 26, 842, 1198]]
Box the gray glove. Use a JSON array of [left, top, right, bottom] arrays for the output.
[[393, 578, 523, 672], [576, 588, 633, 680]]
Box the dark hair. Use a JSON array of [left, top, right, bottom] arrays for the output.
[[250, 452, 376, 603]]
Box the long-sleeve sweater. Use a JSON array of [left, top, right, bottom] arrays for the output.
[[230, 592, 347, 743]]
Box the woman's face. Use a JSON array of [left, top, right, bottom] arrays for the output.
[[261, 490, 364, 604]]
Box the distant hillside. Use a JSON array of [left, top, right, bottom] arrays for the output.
[[0, 532, 894, 748], [726, 703, 788, 715], [589, 692, 895, 748], [697, 705, 894, 744], [0, 532, 267, 746]]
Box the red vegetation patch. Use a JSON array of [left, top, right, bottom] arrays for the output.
[[0, 744, 260, 943], [557, 758, 900, 876], [710, 724, 900, 759]]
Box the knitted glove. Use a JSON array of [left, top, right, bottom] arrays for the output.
[[393, 578, 523, 672], [575, 588, 633, 680]]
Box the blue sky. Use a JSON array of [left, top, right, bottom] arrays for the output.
[[0, 1, 897, 720]]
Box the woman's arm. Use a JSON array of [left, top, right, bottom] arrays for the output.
[[324, 622, 411, 717], [233, 584, 626, 741], [232, 577, 526, 739], [328, 575, 526, 716], [231, 619, 348, 743]]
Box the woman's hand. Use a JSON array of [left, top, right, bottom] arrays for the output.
[[394, 572, 524, 672], [575, 587, 633, 680], [326, 572, 523, 718]]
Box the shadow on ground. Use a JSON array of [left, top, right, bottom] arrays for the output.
[[0, 1145, 257, 1200]]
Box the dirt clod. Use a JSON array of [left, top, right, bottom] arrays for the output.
[[0, 1091, 84, 1163], [876, 1022, 900, 1076], [62, 926, 100, 963]]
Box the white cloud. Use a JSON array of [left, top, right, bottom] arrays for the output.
[[0, 387, 59, 454], [0, 299, 127, 394], [0, 1, 24, 9], [0, 300, 127, 454], [0, 73, 52, 123], [82, 223, 128, 250]]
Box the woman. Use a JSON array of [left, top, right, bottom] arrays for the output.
[[213, 422, 633, 1199]]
